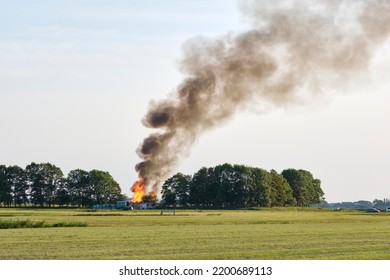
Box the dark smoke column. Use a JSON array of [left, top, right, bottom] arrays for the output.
[[135, 0, 390, 194]]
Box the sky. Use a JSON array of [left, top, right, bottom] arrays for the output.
[[0, 0, 389, 203]]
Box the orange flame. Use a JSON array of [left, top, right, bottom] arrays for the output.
[[131, 178, 145, 203]]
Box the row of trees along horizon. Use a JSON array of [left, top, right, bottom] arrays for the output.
[[0, 163, 125, 207], [1, 162, 324, 208], [161, 163, 324, 208]]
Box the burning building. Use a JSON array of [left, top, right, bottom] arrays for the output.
[[128, 177, 156, 207]]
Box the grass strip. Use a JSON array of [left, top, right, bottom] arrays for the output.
[[0, 219, 87, 229]]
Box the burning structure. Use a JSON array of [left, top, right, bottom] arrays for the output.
[[130, 178, 145, 203], [130, 0, 390, 201], [130, 178, 156, 204]]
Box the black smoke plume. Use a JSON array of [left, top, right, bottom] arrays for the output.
[[135, 0, 390, 194]]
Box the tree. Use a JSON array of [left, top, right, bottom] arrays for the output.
[[66, 169, 91, 207], [26, 162, 64, 207], [282, 169, 307, 206], [212, 163, 233, 208], [0, 165, 12, 206], [161, 186, 176, 206], [228, 164, 251, 208], [312, 178, 324, 204], [246, 167, 271, 207], [282, 168, 324, 206], [7, 165, 28, 207], [162, 164, 324, 209], [55, 181, 70, 207], [188, 164, 257, 208], [269, 169, 296, 206], [161, 173, 191, 207], [0, 162, 128, 208], [190, 167, 211, 207], [89, 170, 122, 205]]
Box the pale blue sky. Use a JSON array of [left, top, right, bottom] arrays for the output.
[[1, 0, 389, 202]]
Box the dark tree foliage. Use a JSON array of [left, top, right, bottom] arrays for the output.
[[226, 164, 251, 208], [65, 169, 125, 207], [281, 169, 305, 206], [161, 173, 191, 207], [55, 184, 71, 207], [190, 167, 212, 207], [7, 165, 28, 207], [161, 163, 324, 209], [26, 162, 64, 207], [269, 169, 296, 207], [89, 169, 123, 205], [0, 165, 13, 206], [66, 169, 92, 207], [188, 164, 250, 208], [0, 163, 126, 208], [246, 167, 271, 207], [312, 178, 324, 204], [281, 168, 324, 206]]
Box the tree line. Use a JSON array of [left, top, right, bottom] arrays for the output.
[[161, 163, 325, 208], [0, 163, 125, 207], [321, 199, 390, 210], [1, 162, 325, 209]]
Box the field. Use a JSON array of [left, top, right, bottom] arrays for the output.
[[0, 207, 389, 260]]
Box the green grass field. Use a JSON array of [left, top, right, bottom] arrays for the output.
[[0, 207, 389, 260]]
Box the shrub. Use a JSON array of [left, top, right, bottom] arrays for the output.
[[0, 219, 87, 229]]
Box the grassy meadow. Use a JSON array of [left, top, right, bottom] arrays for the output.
[[0, 207, 389, 260]]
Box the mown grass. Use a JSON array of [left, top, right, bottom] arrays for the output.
[[0, 207, 389, 260]]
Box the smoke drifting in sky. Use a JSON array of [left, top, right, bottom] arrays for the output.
[[135, 0, 390, 194]]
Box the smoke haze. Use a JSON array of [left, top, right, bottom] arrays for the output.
[[135, 0, 390, 194]]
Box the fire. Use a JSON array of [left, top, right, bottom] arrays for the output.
[[131, 178, 145, 203]]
